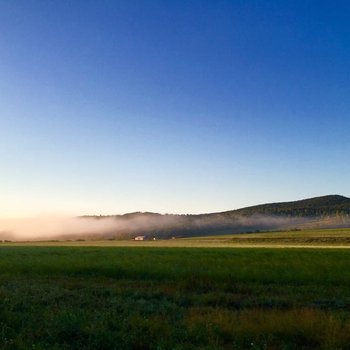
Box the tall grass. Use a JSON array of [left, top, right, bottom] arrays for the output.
[[0, 247, 349, 349]]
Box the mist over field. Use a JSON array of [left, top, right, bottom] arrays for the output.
[[0, 212, 348, 241], [0, 214, 293, 241], [0, 216, 119, 241]]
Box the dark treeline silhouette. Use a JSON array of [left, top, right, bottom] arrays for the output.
[[232, 195, 350, 217]]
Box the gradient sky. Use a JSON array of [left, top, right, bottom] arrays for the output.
[[1, 0, 350, 217]]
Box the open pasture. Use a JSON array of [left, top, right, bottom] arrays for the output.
[[184, 228, 350, 247], [6, 228, 350, 248], [0, 246, 350, 349]]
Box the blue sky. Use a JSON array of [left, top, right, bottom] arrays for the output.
[[1, 0, 350, 217]]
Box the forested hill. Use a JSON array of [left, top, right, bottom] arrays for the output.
[[86, 195, 350, 222], [79, 195, 350, 239], [228, 195, 350, 217]]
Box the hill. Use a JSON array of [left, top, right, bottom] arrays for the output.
[[232, 195, 350, 217], [77, 195, 350, 240]]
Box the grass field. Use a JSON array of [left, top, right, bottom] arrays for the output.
[[184, 228, 350, 247], [5, 228, 350, 248], [1, 245, 350, 349]]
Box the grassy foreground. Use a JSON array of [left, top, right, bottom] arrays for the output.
[[0, 247, 350, 349]]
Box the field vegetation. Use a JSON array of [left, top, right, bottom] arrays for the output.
[[185, 228, 350, 247], [0, 246, 350, 349], [7, 228, 350, 248]]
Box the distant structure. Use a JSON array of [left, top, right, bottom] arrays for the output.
[[134, 236, 145, 241]]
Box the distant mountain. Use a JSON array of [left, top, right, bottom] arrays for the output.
[[76, 195, 350, 240]]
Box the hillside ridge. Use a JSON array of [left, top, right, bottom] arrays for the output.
[[226, 194, 350, 217], [99, 195, 350, 218], [77, 195, 350, 239]]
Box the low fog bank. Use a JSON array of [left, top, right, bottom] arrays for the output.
[[0, 216, 118, 241], [1, 213, 350, 241]]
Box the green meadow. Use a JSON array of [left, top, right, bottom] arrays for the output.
[[184, 228, 350, 247], [0, 246, 350, 349], [7, 228, 350, 248]]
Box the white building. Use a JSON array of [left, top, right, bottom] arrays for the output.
[[134, 236, 145, 241]]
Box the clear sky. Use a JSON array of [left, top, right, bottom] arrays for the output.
[[1, 0, 350, 217]]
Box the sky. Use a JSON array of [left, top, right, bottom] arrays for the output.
[[1, 0, 350, 217]]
